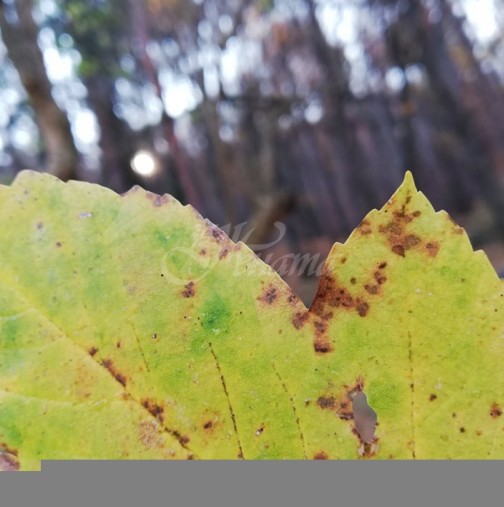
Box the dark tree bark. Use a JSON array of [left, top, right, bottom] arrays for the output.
[[0, 0, 79, 180], [84, 75, 138, 193]]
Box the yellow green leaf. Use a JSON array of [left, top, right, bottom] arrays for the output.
[[0, 170, 502, 470]]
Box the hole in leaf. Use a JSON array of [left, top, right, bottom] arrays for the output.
[[350, 391, 378, 444]]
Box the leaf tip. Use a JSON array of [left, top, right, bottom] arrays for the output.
[[401, 170, 417, 193]]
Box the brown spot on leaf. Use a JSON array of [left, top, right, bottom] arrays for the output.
[[203, 421, 213, 430], [292, 311, 309, 330], [374, 271, 387, 285], [219, 247, 230, 259], [490, 403, 502, 418], [314, 320, 327, 334], [312, 304, 334, 353], [364, 284, 379, 295], [381, 221, 403, 235], [350, 277, 357, 285], [181, 281, 195, 298], [258, 286, 277, 305], [116, 341, 122, 349], [311, 272, 372, 326], [340, 257, 347, 264], [378, 262, 387, 269], [425, 241, 440, 257], [337, 400, 354, 421], [357, 301, 369, 317], [429, 394, 437, 401], [392, 245, 405, 257], [101, 358, 127, 387], [378, 203, 426, 257], [207, 225, 226, 243], [393, 204, 410, 220], [55, 241, 62, 248], [313, 451, 329, 460], [200, 248, 207, 256], [317, 396, 336, 409], [287, 294, 299, 305], [459, 427, 466, 433], [141, 399, 164, 422], [36, 221, 44, 229], [404, 235, 421, 249], [358, 219, 372, 235], [314, 339, 333, 354], [314, 276, 353, 311], [336, 288, 354, 308], [88, 346, 98, 357]]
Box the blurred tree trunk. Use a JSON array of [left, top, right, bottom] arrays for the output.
[[84, 75, 137, 193], [127, 0, 203, 210], [61, 0, 138, 192], [304, 0, 376, 225], [0, 0, 79, 180]]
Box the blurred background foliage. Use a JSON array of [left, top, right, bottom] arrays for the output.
[[1, 0, 503, 302]]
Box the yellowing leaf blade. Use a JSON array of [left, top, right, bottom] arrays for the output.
[[0, 170, 503, 469]]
